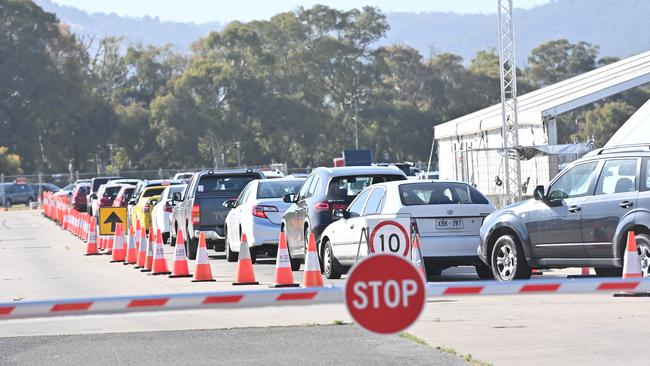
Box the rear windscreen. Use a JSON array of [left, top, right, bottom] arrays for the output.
[[399, 182, 489, 205], [197, 175, 258, 196], [103, 187, 122, 198], [142, 188, 165, 197], [257, 181, 303, 199], [327, 175, 404, 200]]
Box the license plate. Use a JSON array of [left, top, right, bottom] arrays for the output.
[[436, 218, 464, 230]]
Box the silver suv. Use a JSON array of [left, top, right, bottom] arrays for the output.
[[480, 144, 650, 281]]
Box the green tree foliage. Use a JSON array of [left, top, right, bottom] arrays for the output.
[[0, 147, 23, 175], [580, 101, 636, 147], [527, 39, 599, 87]]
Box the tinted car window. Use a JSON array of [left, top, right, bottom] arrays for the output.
[[548, 162, 599, 200], [236, 184, 252, 206], [257, 181, 303, 199], [143, 188, 164, 197], [306, 176, 320, 198], [197, 175, 257, 196], [103, 186, 122, 198], [327, 175, 404, 200], [298, 175, 314, 199], [363, 187, 386, 215], [399, 182, 489, 205], [348, 189, 372, 217], [595, 159, 637, 195]]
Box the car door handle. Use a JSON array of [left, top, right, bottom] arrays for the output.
[[619, 201, 633, 209], [568, 205, 581, 213]]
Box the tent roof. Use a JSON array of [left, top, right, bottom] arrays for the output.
[[605, 98, 650, 147], [435, 51, 650, 139]]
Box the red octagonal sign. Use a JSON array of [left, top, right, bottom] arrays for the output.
[[345, 254, 426, 334]]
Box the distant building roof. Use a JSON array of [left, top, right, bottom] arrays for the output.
[[435, 51, 650, 139]]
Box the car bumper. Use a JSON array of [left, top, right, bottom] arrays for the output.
[[248, 217, 281, 247], [194, 230, 224, 240], [420, 234, 481, 258]]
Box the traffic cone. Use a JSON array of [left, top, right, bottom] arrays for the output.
[[124, 224, 138, 265], [110, 223, 126, 262], [141, 228, 155, 272], [134, 220, 141, 253], [411, 233, 427, 279], [105, 232, 114, 255], [271, 231, 299, 288], [192, 232, 215, 282], [233, 233, 259, 285], [150, 229, 171, 275], [84, 218, 99, 256], [302, 233, 323, 288], [169, 228, 192, 278], [622, 231, 642, 279], [135, 227, 148, 269]]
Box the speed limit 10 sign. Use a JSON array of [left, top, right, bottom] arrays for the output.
[[367, 218, 411, 257], [345, 254, 426, 334]]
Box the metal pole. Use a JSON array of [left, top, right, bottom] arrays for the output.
[[1, 174, 4, 207], [354, 99, 359, 150]]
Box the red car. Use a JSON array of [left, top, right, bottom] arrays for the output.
[[113, 185, 136, 207], [97, 184, 126, 208], [71, 183, 90, 212]]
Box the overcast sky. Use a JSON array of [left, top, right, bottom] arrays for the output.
[[51, 0, 553, 23]]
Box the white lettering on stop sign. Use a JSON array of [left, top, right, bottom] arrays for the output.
[[345, 254, 425, 334], [352, 279, 419, 309]]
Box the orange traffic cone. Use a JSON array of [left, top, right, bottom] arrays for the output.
[[141, 228, 155, 272], [271, 231, 298, 287], [622, 231, 642, 279], [192, 232, 215, 282], [124, 224, 138, 265], [411, 233, 426, 279], [150, 229, 171, 275], [302, 233, 323, 288], [169, 228, 192, 278], [84, 218, 99, 256], [135, 227, 148, 269], [111, 223, 126, 262], [104, 232, 114, 255], [233, 233, 259, 285], [134, 220, 141, 253]]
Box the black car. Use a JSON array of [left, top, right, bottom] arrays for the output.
[[281, 166, 407, 270], [0, 183, 36, 208], [480, 144, 650, 281], [172, 169, 265, 259]]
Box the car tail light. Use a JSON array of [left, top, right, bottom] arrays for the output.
[[164, 205, 173, 213], [252, 205, 278, 219], [143, 205, 150, 213], [314, 202, 347, 213], [192, 203, 200, 225]]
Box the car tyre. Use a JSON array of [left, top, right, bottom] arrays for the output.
[[323, 239, 342, 279], [636, 233, 650, 277], [475, 263, 494, 280], [4, 199, 11, 208], [225, 232, 238, 262], [490, 234, 531, 281], [162, 232, 169, 245], [187, 235, 198, 260], [249, 247, 257, 264]]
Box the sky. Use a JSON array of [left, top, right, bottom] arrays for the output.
[[50, 0, 553, 23]]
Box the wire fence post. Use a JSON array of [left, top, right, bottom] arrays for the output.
[[0, 173, 4, 208]]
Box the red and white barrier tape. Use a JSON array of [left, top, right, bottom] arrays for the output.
[[1, 277, 649, 320]]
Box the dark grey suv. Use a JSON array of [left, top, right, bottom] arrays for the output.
[[480, 144, 650, 281]]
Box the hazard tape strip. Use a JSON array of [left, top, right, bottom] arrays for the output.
[[1, 277, 649, 320]]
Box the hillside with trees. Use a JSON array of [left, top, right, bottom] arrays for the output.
[[1, 1, 648, 176]]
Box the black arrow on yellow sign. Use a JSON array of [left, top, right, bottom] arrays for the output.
[[104, 211, 123, 232]]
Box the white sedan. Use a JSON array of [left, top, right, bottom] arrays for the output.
[[319, 180, 496, 280], [151, 184, 186, 244], [223, 178, 305, 263]]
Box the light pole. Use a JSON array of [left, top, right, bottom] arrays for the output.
[[235, 141, 241, 168], [344, 90, 366, 150]]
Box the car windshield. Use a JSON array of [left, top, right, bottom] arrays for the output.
[[327, 175, 404, 199], [142, 187, 165, 197], [399, 182, 489, 205], [257, 181, 303, 199], [197, 175, 257, 195]]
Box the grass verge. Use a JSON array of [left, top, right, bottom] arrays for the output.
[[436, 345, 493, 366]]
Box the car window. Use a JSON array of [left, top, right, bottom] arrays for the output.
[[548, 162, 599, 200], [327, 175, 404, 200], [257, 181, 303, 199], [363, 187, 386, 215], [298, 175, 314, 200], [643, 158, 650, 192], [348, 189, 372, 217], [398, 182, 489, 205], [595, 159, 638, 195], [196, 175, 257, 196], [306, 176, 320, 198], [236, 184, 252, 206], [142, 187, 164, 198]]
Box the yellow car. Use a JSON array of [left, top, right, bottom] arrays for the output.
[[131, 185, 167, 232]]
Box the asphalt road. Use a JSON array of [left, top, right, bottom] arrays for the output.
[[2, 209, 650, 366]]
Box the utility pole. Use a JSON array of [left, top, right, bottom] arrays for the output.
[[344, 90, 366, 150], [497, 0, 522, 204], [235, 141, 241, 168]]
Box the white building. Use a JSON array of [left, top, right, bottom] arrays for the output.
[[434, 51, 650, 206]]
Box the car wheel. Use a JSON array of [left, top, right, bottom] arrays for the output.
[[27, 197, 34, 207], [323, 239, 342, 279], [475, 263, 494, 280], [4, 199, 11, 208], [424, 267, 442, 282], [187, 235, 198, 260], [162, 232, 169, 245], [225, 232, 238, 262], [250, 247, 257, 264], [635, 233, 650, 277], [490, 234, 531, 281], [283, 227, 302, 271], [168, 233, 176, 246]]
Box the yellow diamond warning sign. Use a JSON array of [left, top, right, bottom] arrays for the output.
[[99, 207, 127, 236]]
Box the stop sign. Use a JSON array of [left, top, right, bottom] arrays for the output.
[[345, 254, 426, 334]]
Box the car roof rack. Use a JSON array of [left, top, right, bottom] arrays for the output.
[[587, 144, 650, 156]]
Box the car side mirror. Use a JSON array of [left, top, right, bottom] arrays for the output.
[[90, 193, 97, 199], [223, 199, 236, 209], [333, 208, 350, 220], [533, 185, 546, 201], [283, 193, 296, 203]]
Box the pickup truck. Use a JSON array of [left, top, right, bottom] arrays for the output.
[[172, 170, 265, 259]]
